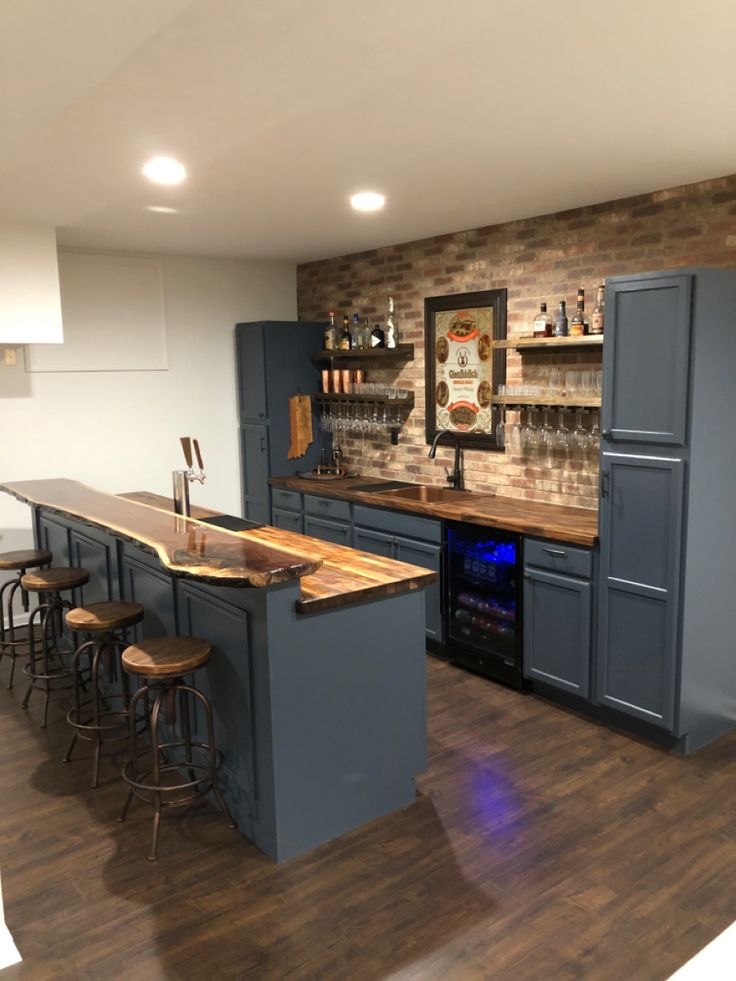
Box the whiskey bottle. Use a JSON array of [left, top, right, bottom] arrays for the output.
[[338, 315, 352, 350], [324, 311, 336, 350], [533, 302, 553, 338], [591, 284, 605, 334], [570, 290, 586, 336], [554, 300, 568, 337], [385, 296, 398, 349], [370, 323, 385, 348]]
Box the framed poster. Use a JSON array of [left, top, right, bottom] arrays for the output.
[[425, 288, 507, 449]]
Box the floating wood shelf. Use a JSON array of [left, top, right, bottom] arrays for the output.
[[494, 335, 604, 351], [312, 392, 414, 408], [311, 343, 414, 364], [495, 395, 601, 409]]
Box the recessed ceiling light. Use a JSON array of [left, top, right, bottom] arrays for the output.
[[350, 191, 385, 212], [142, 156, 186, 185], [146, 205, 179, 214]]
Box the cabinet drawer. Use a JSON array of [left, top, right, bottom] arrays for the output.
[[352, 504, 442, 544], [304, 494, 351, 523], [524, 537, 593, 579], [272, 488, 303, 512]]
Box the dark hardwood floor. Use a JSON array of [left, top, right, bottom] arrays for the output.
[[1, 652, 735, 980]]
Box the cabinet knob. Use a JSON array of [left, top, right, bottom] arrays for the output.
[[601, 428, 612, 438]]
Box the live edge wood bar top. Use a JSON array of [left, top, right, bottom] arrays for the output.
[[270, 475, 599, 547], [1, 479, 320, 588], [121, 491, 437, 614]]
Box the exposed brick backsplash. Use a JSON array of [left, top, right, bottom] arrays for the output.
[[297, 174, 736, 510]]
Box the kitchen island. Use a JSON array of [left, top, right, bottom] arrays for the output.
[[1, 479, 436, 862]]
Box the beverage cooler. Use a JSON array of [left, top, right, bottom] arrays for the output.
[[445, 522, 522, 687]]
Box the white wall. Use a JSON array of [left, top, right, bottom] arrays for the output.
[[0, 250, 296, 566]]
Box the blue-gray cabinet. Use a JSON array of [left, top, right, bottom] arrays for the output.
[[523, 538, 593, 698], [352, 505, 443, 644], [271, 507, 303, 534], [236, 321, 326, 523], [597, 267, 736, 751], [303, 514, 351, 547], [601, 274, 692, 446]]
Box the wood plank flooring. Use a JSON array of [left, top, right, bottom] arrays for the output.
[[1, 653, 735, 979]]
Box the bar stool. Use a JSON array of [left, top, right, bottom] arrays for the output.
[[119, 636, 236, 861], [0, 549, 53, 689], [20, 565, 90, 728], [63, 600, 145, 788]]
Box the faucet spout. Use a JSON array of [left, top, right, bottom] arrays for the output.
[[427, 429, 464, 490]]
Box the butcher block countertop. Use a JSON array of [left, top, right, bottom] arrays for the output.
[[121, 491, 437, 614], [1, 479, 321, 588], [270, 475, 599, 548]]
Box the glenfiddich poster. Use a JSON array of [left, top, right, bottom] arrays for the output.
[[425, 289, 507, 449]]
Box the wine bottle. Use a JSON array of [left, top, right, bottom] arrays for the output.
[[533, 302, 553, 338], [370, 323, 385, 348], [554, 300, 568, 337], [570, 290, 586, 337], [385, 296, 398, 349], [338, 315, 352, 350], [324, 311, 336, 350], [591, 284, 605, 334]]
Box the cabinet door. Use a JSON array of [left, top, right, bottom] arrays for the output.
[[353, 526, 394, 559], [602, 274, 692, 446], [303, 515, 351, 547], [395, 535, 443, 644], [236, 325, 268, 421], [69, 525, 118, 607], [523, 569, 591, 697], [271, 506, 303, 535], [597, 453, 685, 729], [241, 424, 270, 525]]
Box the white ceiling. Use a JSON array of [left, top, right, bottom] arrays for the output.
[[1, 0, 734, 263]]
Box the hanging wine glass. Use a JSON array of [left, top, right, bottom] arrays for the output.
[[495, 407, 506, 448], [521, 409, 539, 452]]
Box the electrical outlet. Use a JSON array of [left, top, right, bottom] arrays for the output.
[[4, 348, 17, 367]]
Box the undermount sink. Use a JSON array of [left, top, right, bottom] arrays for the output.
[[381, 485, 476, 504]]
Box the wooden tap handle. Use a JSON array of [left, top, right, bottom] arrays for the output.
[[180, 436, 193, 469], [193, 438, 204, 471]]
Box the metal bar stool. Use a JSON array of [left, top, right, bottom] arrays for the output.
[[63, 600, 145, 788], [20, 566, 90, 728], [118, 636, 236, 861], [0, 549, 53, 689]]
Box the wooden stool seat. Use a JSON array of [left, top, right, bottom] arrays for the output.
[[66, 601, 145, 633], [0, 549, 53, 572], [122, 636, 212, 678], [21, 566, 90, 592]]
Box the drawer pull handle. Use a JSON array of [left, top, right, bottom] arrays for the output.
[[542, 548, 567, 557]]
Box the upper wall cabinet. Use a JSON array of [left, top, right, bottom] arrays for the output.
[[601, 273, 692, 447]]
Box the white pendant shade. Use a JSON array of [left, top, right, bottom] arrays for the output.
[[0, 223, 64, 344]]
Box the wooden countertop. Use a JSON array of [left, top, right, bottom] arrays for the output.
[[1, 479, 320, 588], [121, 491, 437, 614], [270, 476, 599, 548]]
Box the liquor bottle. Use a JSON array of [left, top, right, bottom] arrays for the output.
[[324, 311, 336, 350], [570, 290, 586, 336], [338, 315, 352, 350], [591, 284, 605, 334], [554, 300, 568, 337], [351, 313, 363, 349], [532, 302, 553, 338], [385, 296, 398, 349], [370, 323, 385, 348]]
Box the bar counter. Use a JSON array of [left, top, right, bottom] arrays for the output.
[[1, 479, 433, 862]]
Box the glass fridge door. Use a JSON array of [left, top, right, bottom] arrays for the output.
[[446, 524, 520, 662]]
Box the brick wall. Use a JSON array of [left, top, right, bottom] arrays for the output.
[[297, 174, 736, 510]]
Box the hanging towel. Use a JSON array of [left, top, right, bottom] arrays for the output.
[[287, 395, 314, 459]]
